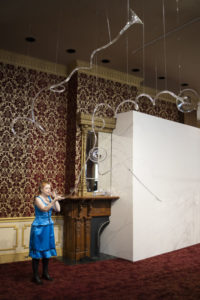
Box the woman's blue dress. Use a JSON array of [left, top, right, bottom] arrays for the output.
[[29, 196, 57, 259]]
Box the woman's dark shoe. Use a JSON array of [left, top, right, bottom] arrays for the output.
[[42, 273, 53, 281], [32, 275, 43, 285]]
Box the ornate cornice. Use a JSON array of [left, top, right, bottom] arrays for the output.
[[0, 50, 176, 104], [70, 61, 176, 103], [68, 60, 143, 87], [0, 49, 67, 76], [77, 112, 116, 133]]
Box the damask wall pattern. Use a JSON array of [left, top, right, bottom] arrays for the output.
[[65, 74, 78, 194], [0, 62, 68, 217]]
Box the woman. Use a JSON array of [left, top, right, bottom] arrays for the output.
[[29, 180, 64, 284]]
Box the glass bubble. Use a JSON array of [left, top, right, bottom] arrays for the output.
[[89, 147, 107, 163], [177, 89, 199, 113]]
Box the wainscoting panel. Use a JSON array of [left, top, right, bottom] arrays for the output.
[[0, 216, 64, 263]]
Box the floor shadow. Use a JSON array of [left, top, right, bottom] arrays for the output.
[[56, 253, 117, 265]]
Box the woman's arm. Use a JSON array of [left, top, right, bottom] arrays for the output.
[[52, 200, 60, 212], [51, 190, 65, 212], [35, 197, 57, 212]]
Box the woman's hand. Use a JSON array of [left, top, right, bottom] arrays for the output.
[[51, 190, 65, 201], [51, 190, 63, 212]]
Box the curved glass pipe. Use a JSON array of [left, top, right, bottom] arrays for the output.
[[11, 9, 143, 138], [50, 9, 143, 92], [11, 116, 45, 136]]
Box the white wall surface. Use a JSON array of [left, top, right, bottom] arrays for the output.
[[100, 111, 134, 261], [101, 110, 200, 261], [98, 132, 112, 194]]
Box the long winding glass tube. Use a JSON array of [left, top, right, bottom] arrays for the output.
[[115, 99, 139, 116], [135, 93, 155, 106], [11, 9, 143, 137], [154, 90, 182, 103], [154, 89, 199, 113], [49, 9, 143, 93], [11, 87, 47, 135], [11, 116, 45, 136]]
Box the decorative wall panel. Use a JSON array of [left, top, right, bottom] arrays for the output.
[[0, 216, 64, 263], [0, 225, 18, 251]]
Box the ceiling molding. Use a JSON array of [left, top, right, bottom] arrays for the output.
[[0, 50, 177, 104], [68, 60, 143, 87], [0, 49, 67, 76]]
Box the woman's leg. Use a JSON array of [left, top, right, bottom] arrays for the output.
[[32, 258, 43, 285], [42, 258, 53, 281]]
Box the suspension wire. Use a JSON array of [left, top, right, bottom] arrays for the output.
[[162, 0, 167, 90]]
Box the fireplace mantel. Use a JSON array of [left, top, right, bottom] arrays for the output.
[[63, 195, 119, 261]]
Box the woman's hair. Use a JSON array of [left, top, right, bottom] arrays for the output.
[[38, 180, 51, 193]]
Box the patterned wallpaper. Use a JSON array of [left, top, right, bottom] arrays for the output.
[[0, 63, 184, 218], [65, 74, 78, 194], [0, 62, 68, 217]]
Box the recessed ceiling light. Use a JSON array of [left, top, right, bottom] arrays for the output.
[[25, 37, 36, 42], [131, 68, 140, 72], [101, 59, 110, 63], [181, 83, 189, 87], [66, 49, 76, 53], [158, 76, 165, 80]]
